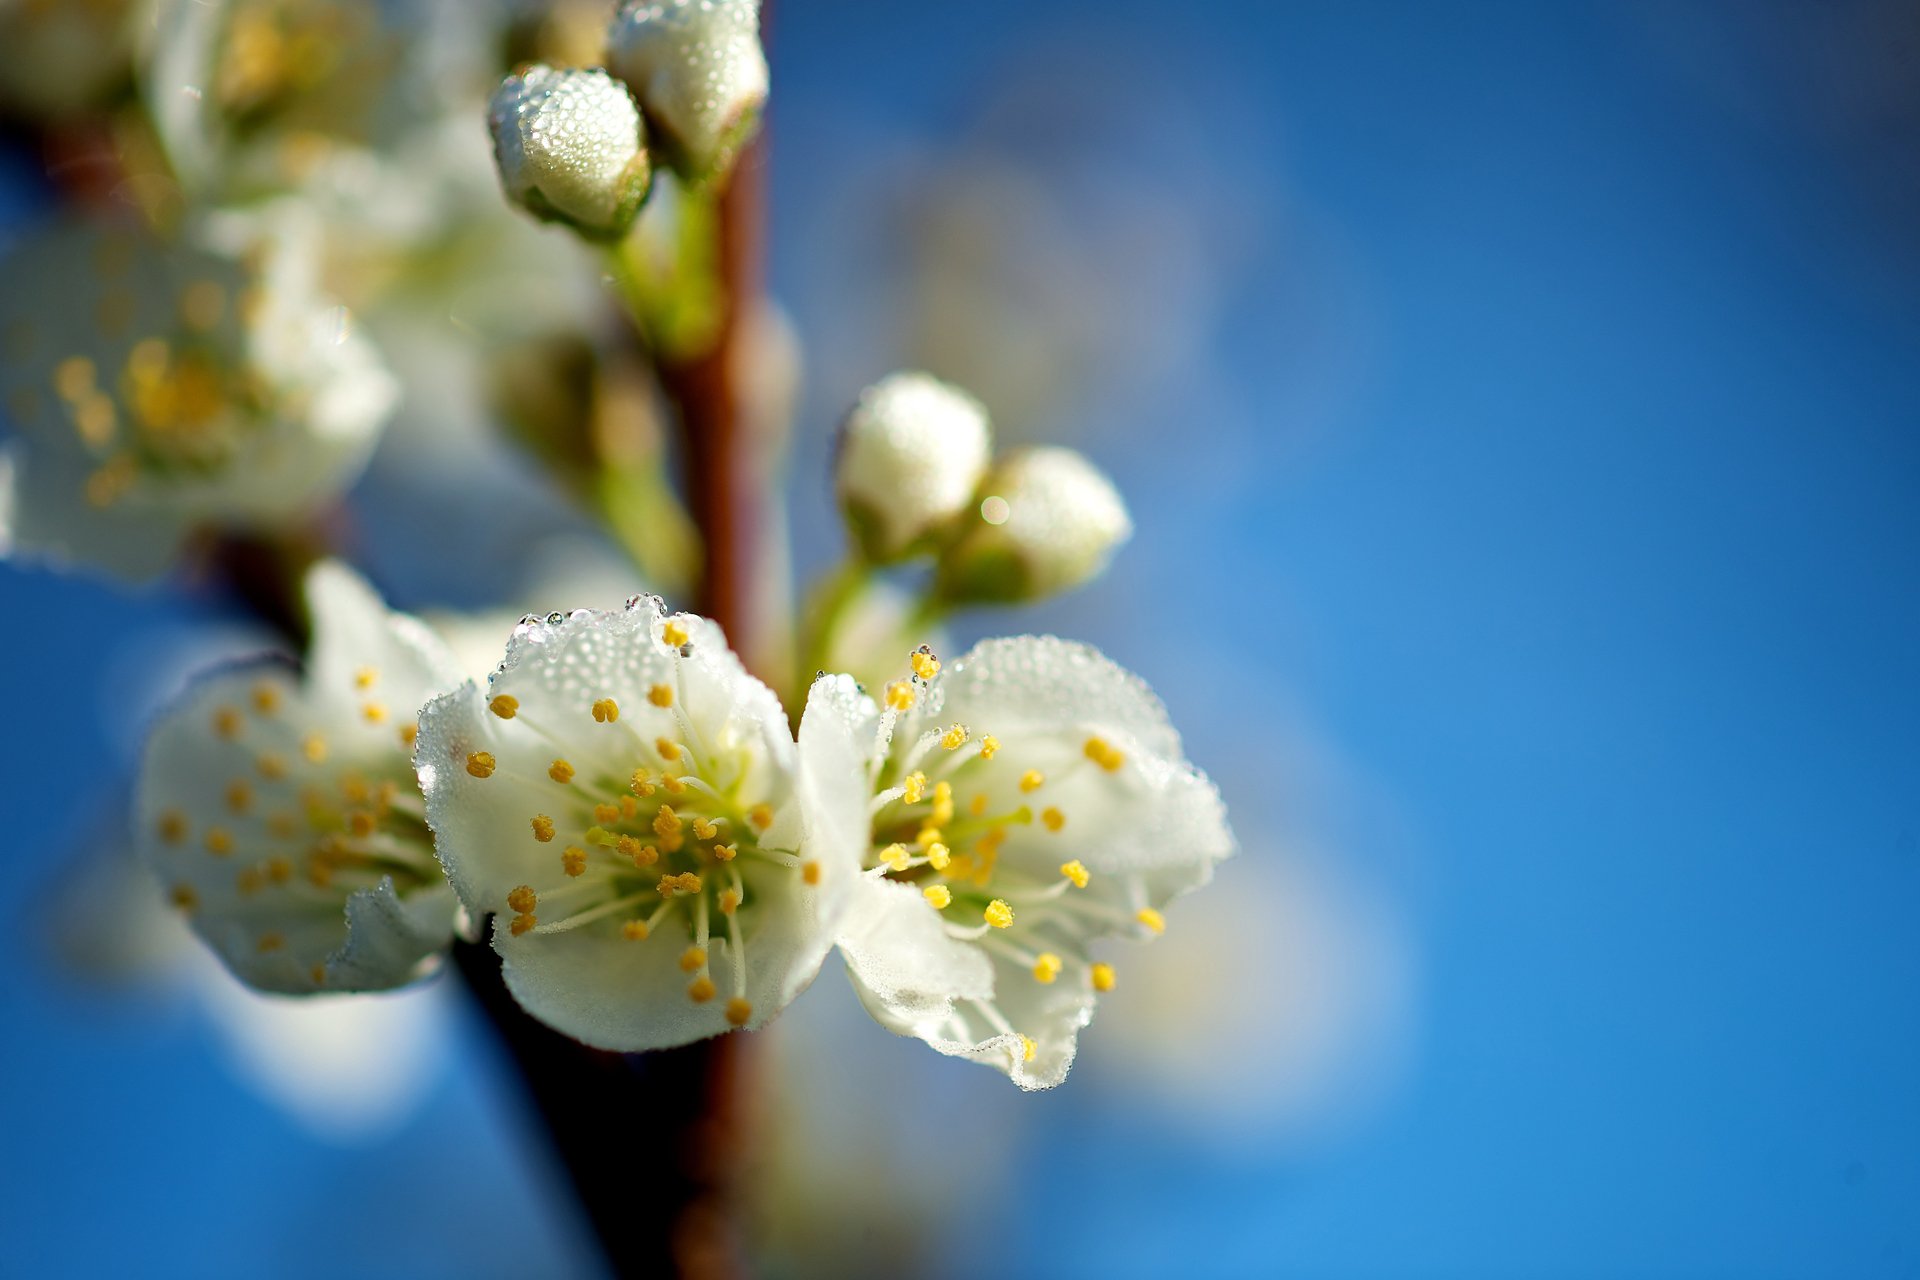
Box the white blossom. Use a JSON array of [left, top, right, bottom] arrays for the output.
[[606, 0, 767, 183], [489, 65, 652, 241], [936, 446, 1132, 605], [414, 597, 857, 1051], [137, 562, 464, 994], [835, 371, 992, 563], [0, 217, 397, 580], [802, 635, 1233, 1088]]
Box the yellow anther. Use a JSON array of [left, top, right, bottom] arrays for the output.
[[205, 827, 234, 856], [655, 737, 682, 761], [1059, 860, 1090, 888], [354, 666, 377, 690], [256, 753, 288, 780], [917, 827, 943, 849], [348, 810, 377, 838], [661, 620, 690, 648], [509, 913, 537, 937], [648, 684, 674, 708], [594, 802, 621, 824], [659, 871, 703, 896], [719, 889, 741, 915], [925, 842, 951, 871], [213, 706, 242, 739], [507, 885, 538, 913], [1032, 953, 1063, 984], [687, 976, 717, 1003], [679, 945, 708, 973], [725, 997, 752, 1027], [1019, 770, 1045, 793], [531, 815, 556, 843], [1084, 736, 1126, 772], [1091, 963, 1116, 992], [591, 697, 620, 723], [931, 781, 954, 826], [257, 932, 285, 953], [236, 866, 264, 897], [309, 964, 327, 986], [654, 806, 682, 839], [1042, 807, 1066, 833], [266, 812, 297, 838], [302, 733, 328, 764], [157, 810, 189, 844], [361, 702, 389, 725], [882, 843, 910, 872], [489, 695, 519, 719], [749, 804, 774, 832], [923, 884, 952, 909], [619, 794, 641, 819], [250, 683, 280, 714], [630, 767, 656, 796], [266, 857, 292, 884], [693, 817, 718, 839], [181, 279, 226, 330], [712, 843, 738, 862], [306, 860, 334, 888], [399, 723, 419, 748], [53, 355, 95, 401], [910, 648, 940, 680], [1022, 1035, 1037, 1063], [979, 735, 1000, 760], [465, 751, 496, 778], [622, 919, 650, 941], [969, 793, 990, 817], [561, 847, 587, 876], [902, 772, 927, 804], [984, 899, 1014, 929], [549, 759, 575, 784], [169, 883, 198, 911], [340, 776, 370, 805], [941, 724, 970, 750], [1136, 907, 1166, 935], [886, 681, 916, 712], [661, 773, 686, 795], [801, 860, 821, 885]]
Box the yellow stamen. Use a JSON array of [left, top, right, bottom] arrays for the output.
[[169, 884, 198, 911], [748, 804, 773, 831], [679, 945, 708, 973], [923, 884, 952, 909], [902, 771, 927, 804], [213, 706, 242, 739], [594, 802, 621, 824], [931, 781, 954, 827], [886, 681, 915, 711], [1042, 807, 1066, 833], [969, 794, 990, 817], [205, 827, 234, 856], [561, 847, 587, 876], [250, 683, 280, 714], [979, 735, 999, 760], [465, 751, 496, 778], [801, 860, 821, 885], [653, 806, 682, 839], [725, 997, 752, 1027], [1091, 963, 1116, 992], [354, 667, 377, 690], [661, 620, 690, 648], [1136, 907, 1166, 935], [1032, 953, 1063, 984], [507, 885, 537, 913], [712, 843, 737, 862], [882, 843, 910, 872], [693, 817, 718, 839], [622, 919, 650, 941], [361, 702, 388, 725], [531, 815, 556, 843], [655, 737, 682, 761], [509, 913, 536, 936], [489, 694, 519, 719], [984, 899, 1014, 929], [910, 648, 940, 680], [1019, 769, 1045, 793], [1059, 860, 1090, 889], [719, 888, 741, 915], [925, 842, 951, 871], [157, 810, 187, 844], [399, 723, 419, 747], [619, 794, 641, 819], [687, 976, 717, 1003], [648, 684, 673, 708], [591, 697, 620, 723], [1021, 1035, 1037, 1063], [1084, 736, 1126, 772], [348, 810, 377, 838], [630, 767, 656, 796], [256, 932, 285, 953], [940, 724, 970, 750], [302, 733, 328, 764], [549, 759, 575, 784]]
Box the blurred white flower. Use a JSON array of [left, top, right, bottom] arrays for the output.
[[802, 636, 1233, 1089], [137, 561, 463, 993], [835, 370, 992, 563], [606, 0, 767, 183], [0, 215, 397, 580], [415, 597, 854, 1050], [936, 446, 1132, 606], [488, 64, 652, 241]]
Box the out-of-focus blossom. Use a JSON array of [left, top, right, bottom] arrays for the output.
[[606, 0, 766, 184], [835, 370, 992, 564], [416, 597, 854, 1050], [0, 0, 138, 120], [0, 215, 396, 580], [805, 636, 1233, 1089], [935, 446, 1131, 606], [488, 65, 651, 242], [137, 561, 462, 993]]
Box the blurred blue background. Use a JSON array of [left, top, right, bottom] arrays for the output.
[[5, 1, 1918, 1276]]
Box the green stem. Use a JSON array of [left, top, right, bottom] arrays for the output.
[[796, 555, 874, 699]]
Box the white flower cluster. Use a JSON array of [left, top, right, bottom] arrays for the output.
[[488, 0, 767, 240], [139, 565, 1233, 1087]]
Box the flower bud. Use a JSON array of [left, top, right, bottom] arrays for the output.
[[606, 0, 767, 184], [489, 65, 652, 240], [835, 372, 992, 563], [936, 447, 1132, 604]]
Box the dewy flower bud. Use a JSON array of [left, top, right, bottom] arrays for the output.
[[835, 371, 992, 563], [489, 65, 652, 241], [606, 0, 767, 184], [936, 447, 1133, 604]]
